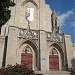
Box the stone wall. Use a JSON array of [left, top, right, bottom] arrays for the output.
[[72, 44, 75, 71], [1, 0, 52, 36], [73, 44, 75, 58], [35, 71, 70, 75], [64, 34, 74, 68], [40, 31, 48, 71], [6, 27, 18, 66], [0, 36, 5, 67]]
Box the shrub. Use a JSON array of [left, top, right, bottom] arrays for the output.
[[0, 64, 35, 75]]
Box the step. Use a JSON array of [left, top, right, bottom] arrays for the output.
[[35, 71, 71, 75]]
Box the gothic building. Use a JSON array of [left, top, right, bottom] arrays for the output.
[[0, 0, 74, 75]]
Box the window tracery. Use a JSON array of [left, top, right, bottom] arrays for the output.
[[22, 45, 32, 53], [49, 48, 58, 55]]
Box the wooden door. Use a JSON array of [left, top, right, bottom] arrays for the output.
[[49, 55, 59, 70], [21, 53, 32, 69]]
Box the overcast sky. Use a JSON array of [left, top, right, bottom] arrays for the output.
[[45, 0, 75, 43]]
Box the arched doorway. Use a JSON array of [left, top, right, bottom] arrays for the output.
[[49, 44, 64, 71], [19, 40, 38, 70], [21, 45, 33, 69], [49, 47, 59, 71]]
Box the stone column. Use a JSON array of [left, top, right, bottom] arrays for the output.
[[40, 31, 48, 71], [6, 26, 18, 66]]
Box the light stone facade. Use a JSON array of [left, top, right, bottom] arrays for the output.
[[72, 44, 75, 71], [73, 44, 75, 58], [0, 0, 74, 75], [0, 36, 5, 67]]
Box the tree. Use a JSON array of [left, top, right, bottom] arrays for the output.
[[0, 0, 15, 33]]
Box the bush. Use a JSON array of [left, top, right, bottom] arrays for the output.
[[0, 64, 35, 75]]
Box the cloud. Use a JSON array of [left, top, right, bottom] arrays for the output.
[[71, 21, 75, 26], [57, 9, 75, 26], [73, 21, 75, 31]]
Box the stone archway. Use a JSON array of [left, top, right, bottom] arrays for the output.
[[49, 43, 64, 71], [21, 44, 33, 69], [21, 0, 38, 8], [49, 47, 59, 71], [19, 40, 38, 70]]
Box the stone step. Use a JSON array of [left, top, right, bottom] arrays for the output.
[[35, 71, 71, 75]]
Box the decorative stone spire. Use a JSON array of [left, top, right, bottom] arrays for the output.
[[51, 11, 59, 33]]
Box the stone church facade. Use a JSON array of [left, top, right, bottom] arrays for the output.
[[0, 0, 74, 74]]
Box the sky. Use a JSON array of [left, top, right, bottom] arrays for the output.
[[45, 0, 75, 43]]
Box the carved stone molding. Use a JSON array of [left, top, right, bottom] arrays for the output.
[[18, 28, 38, 40], [47, 32, 64, 42]]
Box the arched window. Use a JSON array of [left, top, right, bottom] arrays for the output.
[[49, 48, 58, 55], [22, 45, 32, 53]]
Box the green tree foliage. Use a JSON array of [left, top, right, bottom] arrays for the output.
[[0, 0, 15, 28], [0, 64, 35, 75]]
